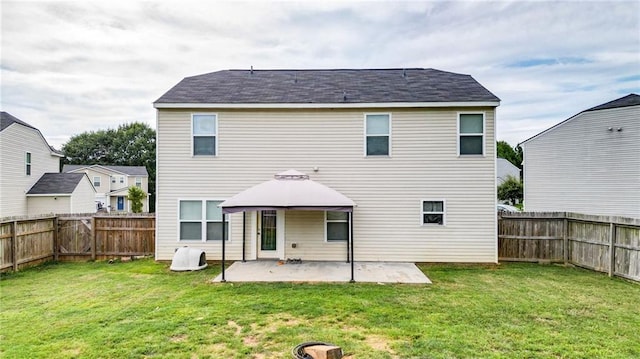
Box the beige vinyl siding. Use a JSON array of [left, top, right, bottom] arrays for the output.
[[156, 108, 497, 262], [0, 124, 60, 218], [523, 105, 640, 218], [27, 196, 71, 215], [71, 177, 98, 213], [284, 211, 347, 261], [75, 168, 112, 194]]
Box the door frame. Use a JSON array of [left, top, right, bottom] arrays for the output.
[[257, 210, 285, 259]]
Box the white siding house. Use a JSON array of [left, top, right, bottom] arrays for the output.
[[26, 173, 97, 214], [154, 68, 500, 263], [62, 165, 150, 212], [521, 94, 640, 218], [0, 112, 63, 218], [497, 158, 520, 185]]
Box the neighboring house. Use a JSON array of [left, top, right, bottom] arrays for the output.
[[497, 158, 520, 185], [153, 68, 500, 263], [62, 165, 150, 212], [0, 112, 64, 218], [26, 173, 97, 214], [521, 94, 640, 218]]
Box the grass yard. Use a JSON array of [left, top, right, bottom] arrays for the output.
[[1, 260, 639, 359]]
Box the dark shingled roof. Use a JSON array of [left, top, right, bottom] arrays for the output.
[[1, 111, 37, 132], [585, 93, 640, 112], [27, 173, 86, 195], [62, 164, 148, 176], [155, 68, 500, 104]]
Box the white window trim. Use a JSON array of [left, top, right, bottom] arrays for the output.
[[25, 152, 31, 176], [457, 112, 485, 157], [111, 176, 116, 183], [364, 113, 392, 157], [421, 199, 446, 226], [119, 176, 124, 184], [135, 177, 142, 187], [177, 198, 230, 242], [324, 211, 351, 242], [93, 176, 101, 187], [191, 113, 218, 157]]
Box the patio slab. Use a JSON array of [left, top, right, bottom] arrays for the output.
[[211, 261, 431, 284]]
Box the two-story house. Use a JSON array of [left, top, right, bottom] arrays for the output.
[[153, 68, 500, 263], [62, 165, 150, 212], [1, 112, 96, 218]]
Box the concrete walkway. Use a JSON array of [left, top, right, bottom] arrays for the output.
[[211, 261, 431, 284]]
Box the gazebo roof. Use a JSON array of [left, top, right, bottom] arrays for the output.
[[220, 170, 356, 213]]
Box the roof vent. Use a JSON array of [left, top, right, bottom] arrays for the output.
[[250, 65, 254, 75], [343, 90, 347, 102]]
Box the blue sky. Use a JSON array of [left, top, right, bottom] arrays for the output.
[[2, 0, 639, 148]]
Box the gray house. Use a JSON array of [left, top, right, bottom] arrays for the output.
[[154, 68, 500, 263], [521, 94, 640, 218]]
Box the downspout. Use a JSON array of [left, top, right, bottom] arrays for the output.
[[242, 212, 246, 262]]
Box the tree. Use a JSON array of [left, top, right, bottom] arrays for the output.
[[497, 141, 522, 169], [498, 175, 523, 205], [62, 122, 156, 211], [127, 186, 147, 213]]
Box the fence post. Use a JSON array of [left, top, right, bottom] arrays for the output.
[[91, 217, 97, 261], [608, 222, 615, 277], [563, 216, 569, 265], [12, 220, 18, 271], [53, 217, 59, 261]]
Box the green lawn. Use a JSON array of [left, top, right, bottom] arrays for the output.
[[1, 260, 638, 359]]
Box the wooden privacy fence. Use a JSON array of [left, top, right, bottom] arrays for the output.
[[1, 213, 155, 272], [499, 212, 640, 282]]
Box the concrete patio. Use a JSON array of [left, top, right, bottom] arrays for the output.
[[211, 260, 431, 284]]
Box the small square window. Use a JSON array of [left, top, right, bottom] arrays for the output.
[[422, 200, 445, 225]]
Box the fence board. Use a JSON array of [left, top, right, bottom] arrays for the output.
[[1, 214, 155, 272], [499, 212, 640, 282]]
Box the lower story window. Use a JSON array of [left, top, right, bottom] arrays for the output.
[[326, 211, 350, 241], [422, 200, 445, 225], [179, 200, 229, 241]]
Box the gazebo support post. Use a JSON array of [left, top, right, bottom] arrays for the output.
[[242, 212, 246, 262], [221, 213, 226, 282], [350, 210, 355, 283], [346, 211, 350, 263]]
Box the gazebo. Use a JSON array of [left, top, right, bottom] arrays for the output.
[[218, 170, 357, 281]]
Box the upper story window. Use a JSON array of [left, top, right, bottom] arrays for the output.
[[135, 177, 142, 187], [93, 176, 101, 187], [119, 176, 124, 184], [422, 200, 445, 226], [179, 200, 229, 241], [326, 211, 350, 241], [192, 114, 217, 156], [25, 152, 31, 176], [111, 176, 116, 183], [365, 114, 390, 156], [458, 113, 485, 156]]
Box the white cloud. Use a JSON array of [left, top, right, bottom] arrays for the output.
[[1, 0, 638, 149]]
